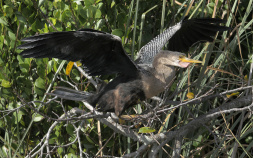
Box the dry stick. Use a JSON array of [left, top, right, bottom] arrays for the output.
[[203, 65, 244, 80], [184, 0, 194, 16], [150, 134, 170, 157], [212, 0, 219, 18], [95, 133, 115, 157], [122, 144, 149, 158], [158, 108, 176, 134], [74, 63, 98, 89], [236, 28, 244, 66], [174, 0, 187, 7], [97, 120, 103, 157], [221, 112, 252, 158], [172, 136, 183, 158], [75, 121, 85, 158]]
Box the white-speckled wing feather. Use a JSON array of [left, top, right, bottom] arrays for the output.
[[136, 21, 182, 65]]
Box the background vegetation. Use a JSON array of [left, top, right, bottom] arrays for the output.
[[0, 0, 252, 157]]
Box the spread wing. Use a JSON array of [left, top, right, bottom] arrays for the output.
[[18, 29, 138, 76], [167, 18, 230, 51], [136, 18, 230, 65], [135, 22, 182, 65]]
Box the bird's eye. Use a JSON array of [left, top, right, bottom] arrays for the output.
[[179, 55, 185, 59]]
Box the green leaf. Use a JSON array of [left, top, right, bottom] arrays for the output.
[[33, 113, 44, 122], [8, 31, 15, 40], [111, 1, 115, 8], [31, 20, 38, 32], [47, 60, 53, 74], [3, 5, 13, 17], [34, 87, 44, 96], [57, 147, 64, 155], [138, 127, 156, 134], [49, 17, 57, 25], [37, 64, 46, 78], [1, 88, 13, 100], [16, 13, 26, 23], [35, 77, 45, 89], [1, 146, 8, 157], [111, 29, 123, 37], [38, 0, 45, 7], [66, 124, 75, 137], [13, 111, 24, 124], [117, 13, 127, 29], [43, 23, 49, 33], [245, 136, 253, 144], [0, 17, 8, 25], [84, 0, 94, 7], [79, 9, 87, 19], [48, 138, 55, 144], [0, 57, 3, 67], [95, 9, 101, 18], [87, 5, 96, 18], [95, 19, 105, 30], [193, 135, 203, 147], [62, 10, 72, 21], [86, 135, 95, 144], [67, 153, 78, 158], [74, 0, 83, 5], [1, 79, 12, 88]]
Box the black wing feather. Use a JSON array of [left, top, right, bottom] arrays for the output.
[[168, 18, 230, 52], [18, 29, 138, 76]]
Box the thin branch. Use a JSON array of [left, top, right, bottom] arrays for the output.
[[122, 144, 149, 158], [74, 63, 98, 89]]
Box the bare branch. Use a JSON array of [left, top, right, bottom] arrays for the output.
[[74, 63, 98, 89]]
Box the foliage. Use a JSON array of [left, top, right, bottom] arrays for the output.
[[0, 0, 253, 157]]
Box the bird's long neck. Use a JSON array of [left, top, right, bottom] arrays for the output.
[[151, 52, 176, 85], [152, 64, 175, 85], [140, 63, 175, 98]]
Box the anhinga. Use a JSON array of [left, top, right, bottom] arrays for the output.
[[18, 18, 230, 116]]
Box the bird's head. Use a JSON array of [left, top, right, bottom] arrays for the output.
[[153, 50, 203, 68]]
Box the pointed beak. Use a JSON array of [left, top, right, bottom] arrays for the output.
[[179, 56, 203, 64]]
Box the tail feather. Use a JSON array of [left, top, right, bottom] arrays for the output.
[[47, 87, 93, 101]]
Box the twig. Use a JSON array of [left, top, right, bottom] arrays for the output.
[[171, 136, 183, 158], [122, 144, 149, 158], [75, 121, 84, 158], [97, 120, 103, 157], [74, 63, 98, 89], [95, 133, 115, 157]]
